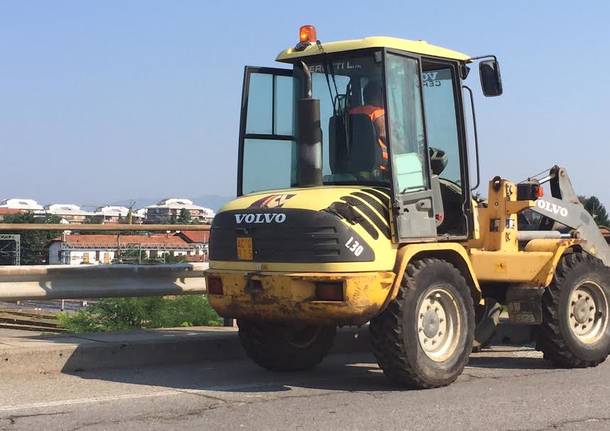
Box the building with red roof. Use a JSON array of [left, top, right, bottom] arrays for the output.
[[0, 208, 22, 221], [174, 230, 210, 244], [48, 233, 206, 265]]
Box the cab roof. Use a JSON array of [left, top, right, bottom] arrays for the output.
[[276, 36, 470, 63]]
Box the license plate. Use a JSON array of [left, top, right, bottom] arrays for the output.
[[236, 237, 253, 260]]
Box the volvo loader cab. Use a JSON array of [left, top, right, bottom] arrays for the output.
[[206, 26, 610, 388]]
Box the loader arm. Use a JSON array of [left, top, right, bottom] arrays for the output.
[[530, 166, 610, 266]]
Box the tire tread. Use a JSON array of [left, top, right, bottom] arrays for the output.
[[370, 258, 474, 388], [537, 252, 609, 368], [238, 320, 336, 371]]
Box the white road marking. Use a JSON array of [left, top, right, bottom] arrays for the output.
[[0, 381, 295, 413], [0, 391, 182, 413]]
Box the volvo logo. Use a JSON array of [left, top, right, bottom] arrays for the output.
[[536, 200, 569, 217], [234, 213, 287, 224]]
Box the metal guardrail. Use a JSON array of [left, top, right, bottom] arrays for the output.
[[0, 224, 210, 301], [0, 224, 210, 231], [0, 263, 208, 301]]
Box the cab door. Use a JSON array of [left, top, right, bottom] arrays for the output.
[[238, 67, 296, 196], [385, 52, 437, 242], [421, 61, 471, 238]]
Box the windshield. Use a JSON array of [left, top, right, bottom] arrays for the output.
[[304, 50, 389, 186]]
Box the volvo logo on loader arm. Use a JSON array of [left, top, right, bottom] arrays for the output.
[[234, 213, 287, 224], [536, 200, 569, 217]]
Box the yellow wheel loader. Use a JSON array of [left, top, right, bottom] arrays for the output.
[[205, 26, 610, 388]]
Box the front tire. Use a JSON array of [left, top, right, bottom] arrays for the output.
[[370, 258, 475, 389], [238, 320, 336, 371], [537, 252, 610, 368]]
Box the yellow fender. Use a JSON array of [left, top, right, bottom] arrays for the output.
[[381, 243, 482, 312], [525, 239, 583, 287]]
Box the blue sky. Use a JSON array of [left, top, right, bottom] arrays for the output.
[[0, 1, 609, 207]]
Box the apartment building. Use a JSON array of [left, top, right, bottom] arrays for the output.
[[90, 206, 144, 224], [144, 198, 215, 224], [44, 204, 93, 223], [0, 198, 44, 212]]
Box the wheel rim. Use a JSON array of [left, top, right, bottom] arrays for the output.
[[417, 286, 461, 362], [567, 281, 608, 344]]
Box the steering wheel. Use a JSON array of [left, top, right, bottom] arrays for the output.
[[429, 147, 448, 176]]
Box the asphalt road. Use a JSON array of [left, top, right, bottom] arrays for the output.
[[1, 346, 609, 431]]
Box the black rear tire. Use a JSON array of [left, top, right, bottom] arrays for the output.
[[238, 320, 336, 371], [473, 297, 502, 351], [369, 258, 475, 389], [537, 252, 610, 368]]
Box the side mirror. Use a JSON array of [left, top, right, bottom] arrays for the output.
[[479, 59, 503, 96]]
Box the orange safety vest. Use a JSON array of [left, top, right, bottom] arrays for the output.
[[348, 105, 388, 170]]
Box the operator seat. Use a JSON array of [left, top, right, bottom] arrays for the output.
[[348, 113, 383, 173], [328, 113, 382, 176]]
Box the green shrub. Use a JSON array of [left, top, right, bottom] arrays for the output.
[[58, 295, 223, 333]]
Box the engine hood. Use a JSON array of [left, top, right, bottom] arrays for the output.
[[219, 186, 390, 214], [209, 186, 396, 267]]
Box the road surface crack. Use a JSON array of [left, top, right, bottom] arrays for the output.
[[0, 411, 68, 428], [62, 402, 230, 431], [510, 415, 610, 431], [173, 389, 232, 404], [461, 369, 566, 382]]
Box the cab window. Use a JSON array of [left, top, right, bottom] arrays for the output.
[[421, 62, 467, 236], [385, 53, 428, 193], [240, 69, 297, 195], [422, 67, 461, 186]]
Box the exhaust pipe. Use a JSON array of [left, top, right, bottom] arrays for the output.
[[296, 61, 323, 187]]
